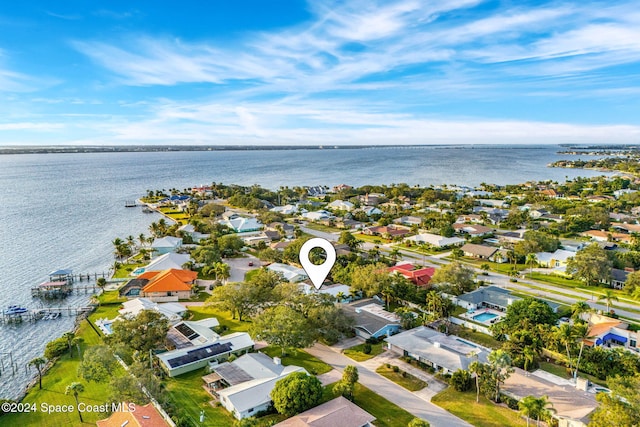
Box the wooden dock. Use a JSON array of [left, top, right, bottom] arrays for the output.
[[31, 271, 110, 299], [0, 306, 95, 324]]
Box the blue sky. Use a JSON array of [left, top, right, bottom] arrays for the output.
[[1, 0, 640, 145]]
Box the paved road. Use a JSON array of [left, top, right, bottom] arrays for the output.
[[306, 343, 472, 427]]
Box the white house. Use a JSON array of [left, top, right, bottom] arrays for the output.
[[405, 233, 465, 248], [178, 223, 210, 242], [270, 204, 303, 215], [118, 297, 187, 324], [535, 249, 575, 268], [151, 236, 183, 256], [220, 216, 263, 233], [361, 206, 383, 216], [302, 210, 333, 221], [210, 353, 307, 419], [267, 263, 308, 282], [143, 252, 192, 273], [327, 200, 355, 211]]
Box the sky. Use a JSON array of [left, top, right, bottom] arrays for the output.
[[1, 0, 640, 146]]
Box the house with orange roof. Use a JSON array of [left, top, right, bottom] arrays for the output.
[[584, 314, 639, 352], [388, 263, 435, 287], [96, 402, 170, 427], [117, 268, 197, 302]]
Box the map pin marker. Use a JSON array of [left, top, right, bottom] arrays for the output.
[[299, 238, 336, 290]]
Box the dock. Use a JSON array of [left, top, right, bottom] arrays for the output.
[[125, 200, 137, 207], [31, 270, 110, 299], [0, 306, 95, 324]]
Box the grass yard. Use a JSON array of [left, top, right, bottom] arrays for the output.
[[260, 346, 332, 375], [302, 222, 343, 233], [97, 290, 126, 305], [323, 382, 416, 427], [164, 369, 234, 427], [355, 233, 392, 244], [449, 325, 502, 349], [375, 365, 427, 391], [432, 388, 527, 427], [187, 305, 252, 333], [2, 320, 120, 426], [112, 262, 146, 279], [343, 342, 385, 361], [538, 361, 608, 388]]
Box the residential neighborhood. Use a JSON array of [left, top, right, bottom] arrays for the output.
[[9, 177, 640, 427]]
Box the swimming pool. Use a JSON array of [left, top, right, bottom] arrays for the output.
[[473, 312, 498, 322]]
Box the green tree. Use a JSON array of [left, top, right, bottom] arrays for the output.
[[407, 418, 430, 427], [250, 306, 315, 356], [62, 332, 76, 357], [570, 300, 591, 322], [589, 374, 640, 427], [491, 297, 557, 341], [349, 263, 392, 297], [624, 270, 640, 297], [334, 365, 359, 401], [597, 289, 619, 312], [469, 360, 483, 403], [525, 253, 538, 275], [77, 345, 117, 382], [28, 357, 46, 390], [65, 382, 85, 423], [271, 372, 323, 416], [338, 231, 361, 251], [566, 243, 612, 286], [108, 310, 169, 356], [108, 375, 148, 405], [487, 349, 514, 403], [518, 395, 539, 427], [430, 261, 475, 295], [451, 369, 472, 392]]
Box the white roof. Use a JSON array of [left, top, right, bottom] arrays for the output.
[[302, 210, 333, 220], [144, 252, 192, 272], [267, 263, 308, 282], [119, 298, 185, 323], [328, 200, 354, 210], [406, 233, 465, 247], [151, 236, 183, 249], [220, 217, 263, 232], [299, 282, 351, 297], [270, 204, 300, 214], [535, 249, 574, 263], [178, 224, 196, 233]]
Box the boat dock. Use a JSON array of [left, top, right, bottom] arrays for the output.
[[0, 306, 95, 324], [30, 269, 111, 299]]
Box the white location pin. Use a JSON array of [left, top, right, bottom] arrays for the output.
[[299, 238, 337, 290]]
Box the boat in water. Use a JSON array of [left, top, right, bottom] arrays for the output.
[[4, 305, 29, 315]]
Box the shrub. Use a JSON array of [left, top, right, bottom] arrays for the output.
[[392, 365, 400, 373], [44, 337, 69, 359], [402, 371, 408, 378], [386, 363, 391, 368], [450, 369, 472, 392], [363, 343, 372, 354]]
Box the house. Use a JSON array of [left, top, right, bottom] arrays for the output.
[[361, 206, 383, 216], [613, 188, 637, 198], [502, 368, 597, 427], [270, 241, 292, 251], [394, 216, 423, 226], [205, 353, 306, 419], [342, 300, 401, 339], [135, 269, 197, 301], [606, 268, 631, 289], [166, 318, 220, 349], [274, 396, 375, 427], [150, 236, 183, 256], [582, 229, 631, 244], [220, 216, 263, 233], [359, 193, 385, 206], [456, 214, 484, 224], [362, 225, 411, 238], [327, 200, 355, 211], [405, 233, 465, 248], [460, 243, 498, 260], [300, 282, 351, 299], [178, 223, 209, 242], [157, 332, 254, 377], [267, 263, 309, 282], [452, 286, 521, 312], [497, 231, 525, 244], [539, 188, 559, 198], [535, 249, 575, 269], [141, 252, 192, 274], [332, 184, 352, 193], [385, 326, 490, 374], [302, 210, 334, 221], [584, 314, 639, 351], [96, 402, 170, 427], [270, 204, 302, 215], [476, 199, 509, 208], [388, 263, 435, 287], [117, 297, 187, 324], [452, 223, 493, 237]]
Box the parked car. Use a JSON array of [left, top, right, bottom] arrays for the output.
[[248, 261, 254, 266]]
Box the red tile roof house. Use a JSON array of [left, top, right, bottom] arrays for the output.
[[452, 223, 494, 236], [389, 263, 435, 287], [362, 225, 411, 238]]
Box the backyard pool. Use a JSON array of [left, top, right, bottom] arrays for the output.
[[473, 312, 498, 322]]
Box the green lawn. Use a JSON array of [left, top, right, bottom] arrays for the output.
[[188, 305, 252, 333], [2, 320, 121, 426], [538, 361, 608, 388], [97, 290, 126, 305], [165, 369, 234, 427], [343, 342, 385, 361], [303, 222, 343, 233], [432, 388, 527, 427], [450, 325, 502, 349], [260, 346, 332, 375], [323, 382, 416, 427], [355, 233, 392, 244], [112, 262, 146, 279], [375, 365, 427, 391]]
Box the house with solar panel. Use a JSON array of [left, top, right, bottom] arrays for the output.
[[202, 352, 306, 419], [157, 329, 254, 377]]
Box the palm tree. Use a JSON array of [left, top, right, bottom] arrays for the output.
[[28, 357, 46, 389], [389, 248, 401, 261], [96, 277, 107, 292], [570, 300, 591, 322], [469, 359, 482, 403], [126, 235, 136, 250], [72, 337, 84, 358], [526, 253, 538, 275], [518, 395, 538, 427], [488, 349, 513, 402], [532, 396, 554, 427], [66, 382, 85, 422], [522, 345, 536, 372], [336, 291, 346, 302], [380, 284, 394, 310], [138, 233, 147, 247], [214, 262, 231, 284], [62, 332, 75, 357], [553, 323, 576, 375], [597, 289, 619, 312]]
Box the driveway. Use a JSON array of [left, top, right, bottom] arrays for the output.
[[224, 255, 261, 282], [306, 343, 472, 427]]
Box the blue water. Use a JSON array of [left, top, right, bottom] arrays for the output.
[[0, 145, 610, 398], [472, 312, 499, 322]]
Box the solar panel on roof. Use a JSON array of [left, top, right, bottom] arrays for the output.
[[175, 323, 200, 340], [167, 342, 233, 368]]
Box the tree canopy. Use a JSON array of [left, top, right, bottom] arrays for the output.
[[271, 372, 323, 417], [430, 262, 475, 295], [566, 243, 612, 286]]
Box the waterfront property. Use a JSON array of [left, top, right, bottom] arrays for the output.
[[150, 236, 183, 256], [342, 300, 401, 339], [119, 268, 197, 301], [157, 332, 254, 377], [96, 402, 171, 427], [135, 252, 192, 275], [203, 352, 305, 419], [385, 326, 490, 374], [118, 297, 187, 324], [274, 396, 376, 427]]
